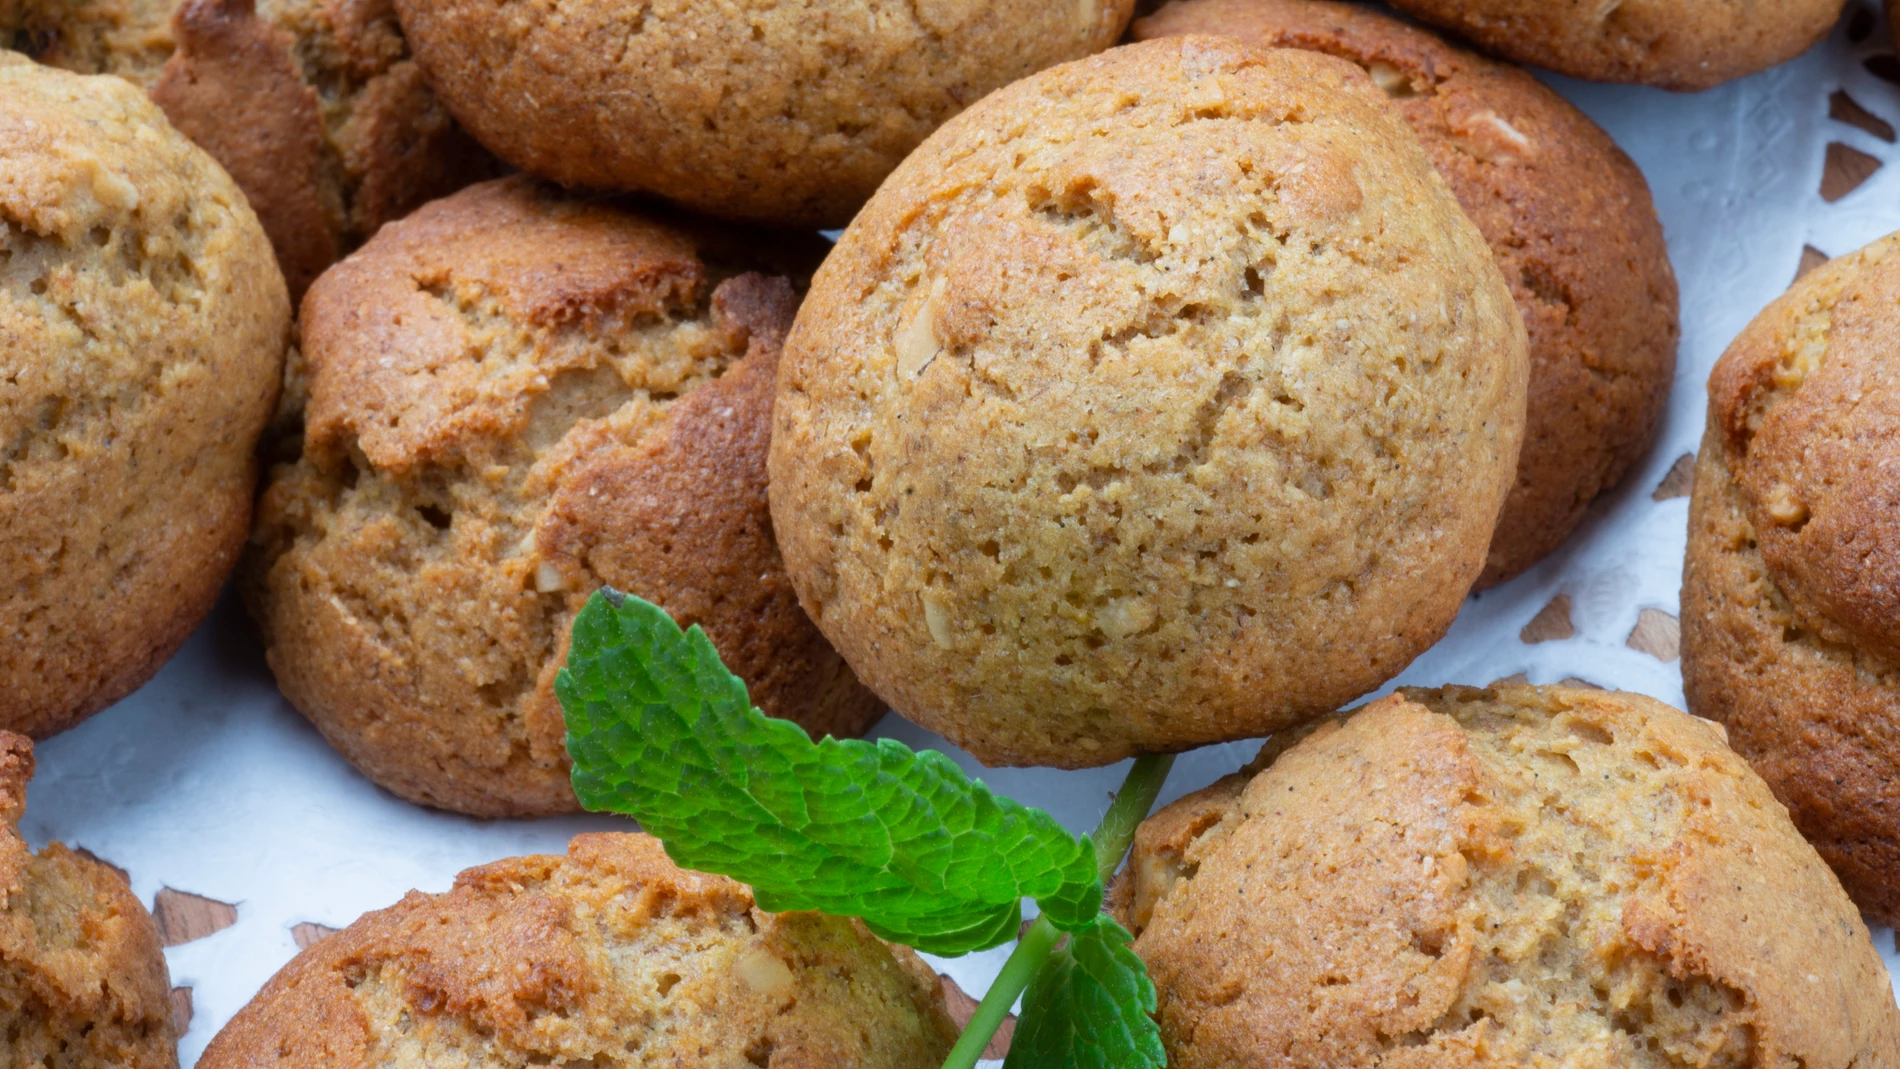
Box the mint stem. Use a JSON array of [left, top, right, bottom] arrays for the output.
[[938, 753, 1177, 1069]]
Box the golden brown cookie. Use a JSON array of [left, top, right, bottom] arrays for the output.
[[245, 176, 881, 818], [770, 37, 1528, 769], [0, 53, 289, 738], [197, 832, 958, 1069], [11, 0, 497, 300], [1125, 685, 1900, 1069], [0, 733, 179, 1069], [1681, 232, 1900, 928], [391, 0, 1135, 227], [1135, 0, 1678, 588], [1383, 0, 1846, 92]]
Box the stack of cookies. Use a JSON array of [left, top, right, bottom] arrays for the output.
[[1, 0, 1895, 1066]]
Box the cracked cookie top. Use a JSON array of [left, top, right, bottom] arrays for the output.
[[1123, 685, 1900, 1069], [198, 833, 958, 1069], [245, 176, 879, 818], [1135, 0, 1678, 589], [1382, 0, 1844, 92], [0, 732, 178, 1069], [391, 0, 1135, 227], [769, 36, 1528, 769], [0, 53, 288, 738]]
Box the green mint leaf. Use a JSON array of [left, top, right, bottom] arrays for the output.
[[557, 590, 1102, 955], [1004, 915, 1165, 1069]]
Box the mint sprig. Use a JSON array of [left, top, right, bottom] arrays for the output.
[[558, 590, 1099, 954], [1006, 916, 1165, 1069], [558, 589, 1173, 1069]]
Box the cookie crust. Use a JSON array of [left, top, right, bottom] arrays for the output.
[[0, 733, 178, 1069], [198, 833, 958, 1069], [1383, 0, 1845, 92], [0, 54, 288, 737], [246, 177, 880, 818], [1136, 0, 1678, 587], [392, 0, 1135, 227], [1127, 685, 1900, 1069], [770, 37, 1528, 769], [1681, 233, 1900, 926]]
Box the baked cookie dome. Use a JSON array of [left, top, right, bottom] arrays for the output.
[[391, 0, 1135, 227], [0, 733, 178, 1069], [1382, 0, 1845, 92], [246, 176, 882, 818], [9, 0, 497, 299], [198, 833, 958, 1069], [0, 54, 289, 738], [1136, 0, 1677, 588], [1682, 232, 1900, 927], [770, 37, 1528, 769], [1123, 685, 1900, 1069]]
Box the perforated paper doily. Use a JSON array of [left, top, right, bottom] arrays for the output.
[[19, 9, 1900, 1064]]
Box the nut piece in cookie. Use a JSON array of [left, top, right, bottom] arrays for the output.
[[1136, 0, 1678, 588], [0, 54, 289, 738], [11, 0, 498, 301], [0, 732, 179, 1069], [770, 37, 1529, 769], [1126, 685, 1900, 1069], [392, 0, 1136, 227], [1382, 0, 1845, 92], [1682, 230, 1900, 926], [245, 176, 881, 818], [197, 832, 958, 1069]]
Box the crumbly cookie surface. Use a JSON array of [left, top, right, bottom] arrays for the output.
[[1136, 0, 1677, 587], [1682, 233, 1900, 926], [198, 832, 958, 1069], [1383, 0, 1845, 92], [392, 0, 1135, 226], [771, 37, 1527, 769], [9, 0, 495, 299], [0, 53, 288, 737], [246, 176, 879, 818], [0, 733, 179, 1069], [1126, 685, 1900, 1069]]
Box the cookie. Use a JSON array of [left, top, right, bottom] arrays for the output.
[[391, 0, 1135, 227], [1681, 231, 1900, 927], [245, 176, 881, 818], [0, 53, 289, 738], [198, 832, 959, 1068], [1383, 0, 1846, 92], [769, 37, 1529, 769], [1135, 0, 1678, 588], [1124, 685, 1900, 1069], [11, 0, 497, 299], [0, 733, 179, 1069]]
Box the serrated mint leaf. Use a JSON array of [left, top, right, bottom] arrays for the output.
[[1004, 915, 1165, 1069], [557, 590, 1102, 955]]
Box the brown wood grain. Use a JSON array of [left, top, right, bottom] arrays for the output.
[[1626, 609, 1681, 663], [153, 888, 238, 948], [1520, 596, 1576, 644], [939, 973, 1016, 1060]]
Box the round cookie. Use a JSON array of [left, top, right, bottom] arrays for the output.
[[1123, 685, 1900, 1069], [1135, 0, 1678, 588], [0, 54, 289, 738], [0, 733, 178, 1069], [391, 0, 1135, 227], [769, 37, 1529, 769], [10, 0, 498, 299], [246, 176, 882, 818], [1681, 232, 1900, 927], [1382, 0, 1846, 92], [198, 832, 959, 1068]]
